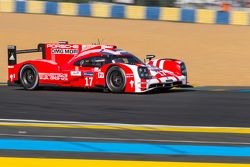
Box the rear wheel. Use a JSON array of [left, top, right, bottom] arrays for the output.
[[106, 66, 126, 93], [20, 64, 39, 90]]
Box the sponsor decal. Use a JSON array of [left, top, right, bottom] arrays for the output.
[[9, 53, 15, 61], [98, 72, 104, 79], [148, 66, 162, 72], [39, 73, 68, 81], [138, 82, 148, 84], [94, 67, 100, 72], [126, 74, 134, 78], [51, 49, 78, 54], [9, 74, 16, 82], [83, 72, 94, 77], [70, 71, 81, 76], [47, 44, 79, 49], [129, 80, 134, 87], [82, 45, 98, 51]]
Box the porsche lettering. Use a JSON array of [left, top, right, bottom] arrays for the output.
[[47, 44, 79, 49]]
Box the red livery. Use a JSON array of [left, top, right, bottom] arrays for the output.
[[7, 42, 188, 93]]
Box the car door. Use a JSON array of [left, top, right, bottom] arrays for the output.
[[74, 56, 106, 88]]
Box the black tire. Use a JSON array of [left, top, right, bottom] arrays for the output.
[[20, 64, 39, 90], [106, 66, 126, 93]]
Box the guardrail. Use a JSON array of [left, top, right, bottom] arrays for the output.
[[0, 0, 249, 25]]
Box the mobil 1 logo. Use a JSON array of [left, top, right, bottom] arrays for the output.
[[51, 49, 78, 54]]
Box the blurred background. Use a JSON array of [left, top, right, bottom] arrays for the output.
[[35, 0, 250, 10]]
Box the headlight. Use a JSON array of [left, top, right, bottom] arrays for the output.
[[138, 67, 151, 79]]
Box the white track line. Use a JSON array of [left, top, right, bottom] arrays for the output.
[[0, 133, 249, 145], [0, 118, 249, 129]]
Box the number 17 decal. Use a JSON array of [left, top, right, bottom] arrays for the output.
[[85, 77, 93, 87]]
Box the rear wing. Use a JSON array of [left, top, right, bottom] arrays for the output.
[[8, 44, 45, 66], [7, 42, 118, 66]]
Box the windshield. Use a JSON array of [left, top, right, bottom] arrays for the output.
[[109, 55, 144, 65]]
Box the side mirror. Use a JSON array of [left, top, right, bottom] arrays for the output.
[[146, 55, 155, 61]]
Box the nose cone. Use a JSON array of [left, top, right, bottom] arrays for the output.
[[147, 65, 167, 78]]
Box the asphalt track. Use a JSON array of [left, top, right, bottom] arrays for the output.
[[0, 86, 250, 127], [0, 86, 250, 166], [0, 124, 249, 164]]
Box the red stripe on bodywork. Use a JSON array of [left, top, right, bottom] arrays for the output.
[[156, 59, 161, 67]]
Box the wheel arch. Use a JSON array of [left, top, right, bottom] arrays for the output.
[[103, 63, 137, 93], [19, 63, 39, 90], [17, 60, 60, 84]]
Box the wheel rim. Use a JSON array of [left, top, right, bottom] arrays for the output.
[[22, 69, 36, 87], [110, 70, 124, 88]]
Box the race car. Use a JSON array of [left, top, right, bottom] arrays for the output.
[[7, 41, 188, 93]]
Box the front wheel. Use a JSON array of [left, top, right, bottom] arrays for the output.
[[106, 66, 126, 93], [20, 64, 39, 90]]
